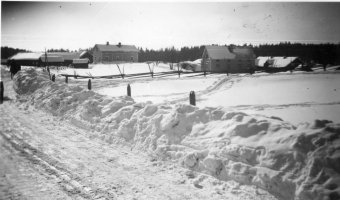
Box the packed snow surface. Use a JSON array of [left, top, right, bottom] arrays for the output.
[[58, 63, 173, 77], [61, 63, 339, 125], [97, 78, 216, 104], [13, 68, 340, 200], [201, 74, 340, 106]]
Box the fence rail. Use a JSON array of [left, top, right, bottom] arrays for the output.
[[58, 70, 214, 80]]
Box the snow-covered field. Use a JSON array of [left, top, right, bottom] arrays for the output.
[[53, 63, 340, 125], [57, 62, 174, 77], [5, 65, 340, 200]]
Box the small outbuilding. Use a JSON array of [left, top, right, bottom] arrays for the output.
[[72, 58, 89, 68], [201, 45, 255, 73]]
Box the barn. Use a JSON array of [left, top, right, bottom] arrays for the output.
[[8, 52, 84, 67], [72, 59, 89, 68], [8, 52, 44, 66], [40, 55, 64, 66], [92, 42, 138, 63], [201, 45, 255, 73]]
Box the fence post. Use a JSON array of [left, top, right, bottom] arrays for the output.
[[127, 84, 131, 97], [88, 79, 92, 90], [0, 81, 4, 104], [204, 71, 206, 77], [189, 91, 196, 106], [177, 63, 181, 78], [51, 74, 55, 82], [47, 66, 51, 80], [65, 76, 68, 83]]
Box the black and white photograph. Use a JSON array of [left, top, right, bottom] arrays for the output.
[[1, 1, 340, 200]]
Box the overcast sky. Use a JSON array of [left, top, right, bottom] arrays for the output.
[[1, 1, 340, 51]]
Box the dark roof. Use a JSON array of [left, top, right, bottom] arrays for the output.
[[40, 56, 64, 63], [204, 46, 236, 60], [94, 44, 139, 52]]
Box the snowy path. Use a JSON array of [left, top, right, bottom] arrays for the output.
[[0, 68, 277, 200]]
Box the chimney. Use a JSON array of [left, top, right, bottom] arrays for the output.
[[106, 41, 109, 45], [117, 42, 122, 48]]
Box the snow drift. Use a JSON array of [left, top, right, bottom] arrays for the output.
[[13, 69, 340, 200]]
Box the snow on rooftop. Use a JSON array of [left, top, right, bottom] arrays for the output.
[[95, 44, 139, 52], [9, 52, 44, 60], [256, 56, 300, 68]]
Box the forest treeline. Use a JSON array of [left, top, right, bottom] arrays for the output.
[[1, 46, 29, 59], [2, 43, 340, 64], [139, 43, 340, 65]]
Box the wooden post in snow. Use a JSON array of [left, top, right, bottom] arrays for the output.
[[45, 48, 51, 80], [147, 63, 154, 78], [0, 81, 4, 104], [88, 79, 92, 90], [189, 91, 196, 106], [127, 84, 131, 97], [65, 76, 68, 83], [177, 63, 181, 78]]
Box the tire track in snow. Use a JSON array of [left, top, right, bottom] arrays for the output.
[[0, 113, 117, 200]]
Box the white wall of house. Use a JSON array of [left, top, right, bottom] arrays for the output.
[[93, 47, 102, 63], [92, 46, 138, 64]]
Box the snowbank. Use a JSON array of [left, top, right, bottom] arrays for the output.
[[14, 69, 340, 200]]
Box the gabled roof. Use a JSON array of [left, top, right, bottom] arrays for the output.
[[204, 46, 236, 60], [79, 51, 87, 57], [9, 52, 44, 60], [94, 44, 139, 52]]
